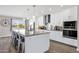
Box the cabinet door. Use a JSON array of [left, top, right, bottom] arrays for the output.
[[25, 34, 50, 53]]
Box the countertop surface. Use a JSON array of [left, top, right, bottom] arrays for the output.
[[12, 29, 50, 37], [26, 30, 50, 37]]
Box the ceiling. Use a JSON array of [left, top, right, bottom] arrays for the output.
[[0, 5, 76, 19]]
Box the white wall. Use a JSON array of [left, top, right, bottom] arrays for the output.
[[35, 16, 44, 30], [0, 17, 11, 37]]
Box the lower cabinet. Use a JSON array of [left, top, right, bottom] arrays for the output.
[[25, 34, 50, 53], [50, 31, 77, 47]]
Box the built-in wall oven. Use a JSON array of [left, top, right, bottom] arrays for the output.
[[64, 21, 77, 29], [63, 21, 77, 39], [63, 30, 77, 39]]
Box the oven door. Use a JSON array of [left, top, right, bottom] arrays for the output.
[[63, 30, 77, 39]]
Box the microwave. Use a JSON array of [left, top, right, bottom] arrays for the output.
[[63, 21, 77, 29]]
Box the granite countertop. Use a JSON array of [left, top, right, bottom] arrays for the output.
[[25, 30, 50, 37], [12, 29, 50, 37]]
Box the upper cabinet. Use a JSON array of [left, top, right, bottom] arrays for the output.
[[51, 12, 63, 26], [50, 6, 77, 27], [63, 6, 77, 21]]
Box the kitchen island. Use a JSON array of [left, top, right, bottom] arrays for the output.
[[12, 29, 50, 53]]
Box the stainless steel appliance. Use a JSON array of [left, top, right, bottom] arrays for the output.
[[63, 21, 77, 39], [64, 21, 77, 29], [63, 30, 77, 39]]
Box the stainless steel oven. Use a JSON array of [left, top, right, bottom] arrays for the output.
[[63, 21, 77, 39], [63, 30, 77, 39]]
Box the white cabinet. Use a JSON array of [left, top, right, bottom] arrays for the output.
[[50, 31, 77, 47], [50, 7, 77, 47], [25, 33, 50, 53], [50, 6, 77, 27], [63, 7, 77, 21]]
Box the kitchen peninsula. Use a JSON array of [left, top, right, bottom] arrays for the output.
[[12, 29, 50, 53], [12, 17, 50, 53]]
